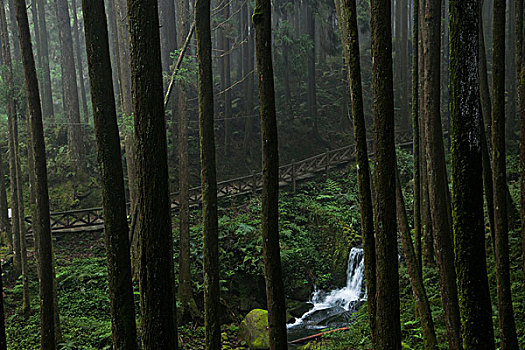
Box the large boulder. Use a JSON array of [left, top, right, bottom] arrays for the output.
[[239, 309, 270, 349]]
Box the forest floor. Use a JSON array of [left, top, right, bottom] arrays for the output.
[[0, 148, 524, 349]]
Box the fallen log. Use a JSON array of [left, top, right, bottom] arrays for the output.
[[289, 327, 350, 345]]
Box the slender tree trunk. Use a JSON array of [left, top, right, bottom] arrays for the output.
[[370, 0, 401, 348], [13, 0, 56, 347], [7, 113, 21, 277], [159, 0, 178, 73], [253, 2, 288, 349], [479, 5, 496, 247], [176, 0, 199, 321], [0, 147, 9, 246], [7, 0, 20, 60], [82, 1, 138, 348], [492, 1, 519, 348], [35, 0, 55, 122], [520, 0, 525, 295], [422, 1, 462, 348], [70, 0, 89, 120], [334, 0, 376, 345], [306, 4, 319, 141], [243, 5, 254, 160], [395, 169, 438, 349], [449, 1, 495, 348], [127, 0, 178, 348], [0, 257, 6, 350], [412, 0, 422, 271], [55, 0, 83, 169], [14, 121, 29, 317], [196, 0, 221, 347]]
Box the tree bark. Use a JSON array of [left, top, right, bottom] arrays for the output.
[[520, 0, 525, 295], [195, 0, 221, 347], [253, 1, 288, 349], [449, 1, 495, 348], [492, 1, 519, 348], [127, 0, 178, 348], [422, 1, 462, 348], [13, 0, 57, 347], [82, 1, 138, 348], [370, 0, 401, 348], [334, 0, 376, 345]]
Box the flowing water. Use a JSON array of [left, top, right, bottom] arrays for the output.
[[287, 247, 366, 342]]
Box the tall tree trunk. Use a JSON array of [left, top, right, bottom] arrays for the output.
[[334, 0, 376, 345], [159, 0, 177, 73], [35, 0, 55, 121], [395, 169, 438, 349], [82, 1, 138, 348], [0, 257, 6, 350], [306, 4, 319, 142], [243, 4, 254, 161], [412, 0, 422, 271], [422, 1, 462, 348], [370, 0, 401, 348], [176, 0, 199, 321], [449, 1, 495, 347], [14, 0, 57, 347], [394, 0, 409, 130], [222, 1, 232, 157], [195, 0, 221, 347], [0, 147, 9, 246], [7, 0, 20, 60], [520, 0, 525, 295], [55, 0, 83, 169], [104, 0, 121, 112], [479, 4, 496, 246], [492, 1, 519, 348], [253, 1, 288, 349], [127, 0, 178, 348], [14, 120, 29, 317], [7, 113, 21, 277], [70, 0, 89, 120]]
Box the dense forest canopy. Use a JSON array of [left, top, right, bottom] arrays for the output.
[[0, 0, 521, 349]]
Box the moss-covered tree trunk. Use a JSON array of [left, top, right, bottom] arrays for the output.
[[13, 0, 56, 347], [253, 1, 288, 349], [195, 0, 221, 347], [127, 0, 178, 348], [491, 1, 519, 348], [449, 0, 495, 348], [82, 1, 138, 348], [521, 0, 525, 296], [370, 0, 401, 348], [395, 169, 437, 349], [422, 1, 462, 348], [0, 258, 6, 350], [334, 0, 376, 345]]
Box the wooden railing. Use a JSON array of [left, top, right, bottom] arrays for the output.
[[25, 130, 417, 233]]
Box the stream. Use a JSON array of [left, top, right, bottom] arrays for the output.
[[287, 247, 366, 342]]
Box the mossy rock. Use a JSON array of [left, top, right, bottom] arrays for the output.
[[238, 309, 270, 349]]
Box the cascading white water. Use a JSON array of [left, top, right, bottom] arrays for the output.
[[287, 247, 366, 328]]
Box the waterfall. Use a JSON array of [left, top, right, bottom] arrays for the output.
[[288, 247, 366, 328]]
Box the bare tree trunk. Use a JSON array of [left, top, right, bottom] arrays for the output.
[[35, 0, 55, 121], [196, 0, 221, 347], [82, 1, 138, 347], [422, 1, 461, 347], [334, 0, 376, 344], [253, 1, 288, 349], [13, 0, 57, 347], [492, 1, 519, 348], [370, 0, 401, 348], [127, 0, 178, 347], [449, 1, 495, 347]]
